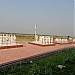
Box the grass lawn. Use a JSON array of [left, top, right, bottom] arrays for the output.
[[0, 48, 75, 75]]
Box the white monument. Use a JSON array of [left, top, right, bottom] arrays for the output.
[[55, 38, 68, 43], [32, 35, 54, 45], [0, 34, 17, 46], [38, 36, 52, 44]]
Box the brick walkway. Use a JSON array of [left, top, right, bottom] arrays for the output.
[[0, 41, 75, 65]]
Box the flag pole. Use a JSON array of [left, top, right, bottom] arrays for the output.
[[35, 24, 37, 41]]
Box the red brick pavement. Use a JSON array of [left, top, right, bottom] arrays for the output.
[[0, 41, 75, 65]]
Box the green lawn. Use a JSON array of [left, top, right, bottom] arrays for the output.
[[0, 48, 75, 75]]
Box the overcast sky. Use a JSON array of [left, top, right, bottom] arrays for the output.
[[0, 0, 74, 36]]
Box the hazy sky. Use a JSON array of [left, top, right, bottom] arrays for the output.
[[0, 0, 74, 36]]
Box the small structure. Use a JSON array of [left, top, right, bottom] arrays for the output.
[[0, 34, 23, 49], [54, 36, 70, 44], [28, 35, 55, 47], [0, 34, 16, 46], [38, 36, 53, 44]]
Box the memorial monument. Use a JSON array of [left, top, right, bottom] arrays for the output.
[[28, 35, 55, 46], [28, 25, 55, 46], [0, 34, 23, 49], [54, 36, 71, 44], [28, 24, 75, 46]]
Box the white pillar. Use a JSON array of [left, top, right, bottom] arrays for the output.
[[49, 36, 50, 44], [13, 35, 16, 45], [35, 24, 37, 41], [43, 36, 44, 44], [46, 37, 47, 44]]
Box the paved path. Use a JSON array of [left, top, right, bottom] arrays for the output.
[[0, 41, 75, 65]]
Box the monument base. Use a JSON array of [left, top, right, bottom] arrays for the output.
[[0, 44, 23, 50], [28, 42, 55, 47], [55, 42, 73, 45]]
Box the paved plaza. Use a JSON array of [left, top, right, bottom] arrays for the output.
[[0, 41, 75, 65]]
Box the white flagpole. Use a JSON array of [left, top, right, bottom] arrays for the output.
[[35, 24, 37, 41]]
